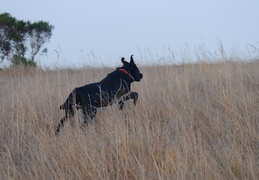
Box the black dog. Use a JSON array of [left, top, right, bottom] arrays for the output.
[[56, 55, 143, 134]]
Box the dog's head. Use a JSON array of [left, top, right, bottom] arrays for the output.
[[120, 55, 143, 82]]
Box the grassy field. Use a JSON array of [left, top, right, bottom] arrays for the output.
[[0, 59, 259, 179]]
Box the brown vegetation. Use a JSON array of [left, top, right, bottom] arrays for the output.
[[0, 60, 259, 179]]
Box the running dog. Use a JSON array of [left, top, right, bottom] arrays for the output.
[[56, 55, 143, 134]]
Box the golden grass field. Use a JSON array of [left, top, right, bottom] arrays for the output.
[[0, 59, 259, 179]]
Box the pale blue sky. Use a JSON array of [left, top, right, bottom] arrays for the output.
[[2, 0, 259, 67]]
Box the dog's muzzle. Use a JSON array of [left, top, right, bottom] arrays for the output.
[[136, 73, 143, 81]]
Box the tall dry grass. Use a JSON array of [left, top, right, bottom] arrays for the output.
[[0, 59, 259, 179]]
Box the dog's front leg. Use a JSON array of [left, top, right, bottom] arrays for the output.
[[129, 92, 138, 105], [119, 92, 139, 107], [123, 92, 138, 105], [118, 100, 124, 110]]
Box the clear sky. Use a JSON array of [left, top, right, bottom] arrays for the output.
[[2, 0, 259, 68]]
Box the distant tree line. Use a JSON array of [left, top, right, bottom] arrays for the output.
[[0, 12, 54, 67]]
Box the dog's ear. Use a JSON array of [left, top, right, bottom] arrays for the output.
[[130, 55, 135, 65], [121, 57, 127, 64]]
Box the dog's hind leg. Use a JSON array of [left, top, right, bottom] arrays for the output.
[[56, 89, 79, 134], [55, 116, 67, 135], [55, 103, 76, 135], [55, 112, 76, 135]]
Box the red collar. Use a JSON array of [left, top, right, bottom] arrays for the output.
[[118, 68, 129, 74], [118, 68, 135, 81]]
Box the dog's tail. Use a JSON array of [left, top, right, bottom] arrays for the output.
[[60, 103, 66, 110]]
